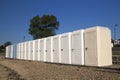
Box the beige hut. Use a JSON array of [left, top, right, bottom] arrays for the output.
[[84, 26, 112, 66]]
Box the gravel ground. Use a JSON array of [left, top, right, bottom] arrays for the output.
[[0, 54, 120, 80], [0, 54, 25, 80], [0, 64, 25, 80]]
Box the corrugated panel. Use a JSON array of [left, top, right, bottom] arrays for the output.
[[61, 32, 71, 64], [25, 42, 29, 60], [23, 42, 25, 60], [40, 39, 45, 61], [20, 43, 22, 59], [71, 30, 84, 65], [9, 45, 11, 58], [84, 27, 98, 66], [30, 41, 33, 60], [98, 27, 112, 66], [23, 42, 26, 60], [17, 43, 20, 59], [28, 41, 31, 60], [6, 45, 12, 58], [10, 45, 13, 58], [16, 44, 19, 59], [53, 35, 60, 63], [46, 37, 53, 62], [34, 40, 39, 61], [5, 46, 9, 58], [19, 43, 22, 59], [13, 44, 17, 59], [32, 40, 35, 60], [38, 39, 40, 61]]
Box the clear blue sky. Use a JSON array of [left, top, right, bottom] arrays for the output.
[[0, 0, 120, 45]]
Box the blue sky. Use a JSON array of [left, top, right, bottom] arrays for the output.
[[0, 0, 120, 45]]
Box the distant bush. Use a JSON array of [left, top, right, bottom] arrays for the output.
[[0, 41, 11, 53], [0, 49, 4, 53], [114, 45, 120, 47]]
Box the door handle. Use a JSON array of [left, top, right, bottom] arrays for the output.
[[61, 49, 63, 51], [85, 48, 88, 51], [72, 49, 74, 52]]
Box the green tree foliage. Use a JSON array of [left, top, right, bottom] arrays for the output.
[[4, 42, 11, 48], [0, 41, 11, 53], [0, 45, 4, 53], [29, 15, 59, 39]]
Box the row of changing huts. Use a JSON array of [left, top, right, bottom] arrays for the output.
[[6, 26, 112, 67]]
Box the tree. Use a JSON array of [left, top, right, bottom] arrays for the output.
[[29, 15, 59, 39], [0, 41, 11, 53], [0, 45, 4, 53], [4, 42, 11, 47]]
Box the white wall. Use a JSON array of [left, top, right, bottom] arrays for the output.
[[5, 26, 112, 67]]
